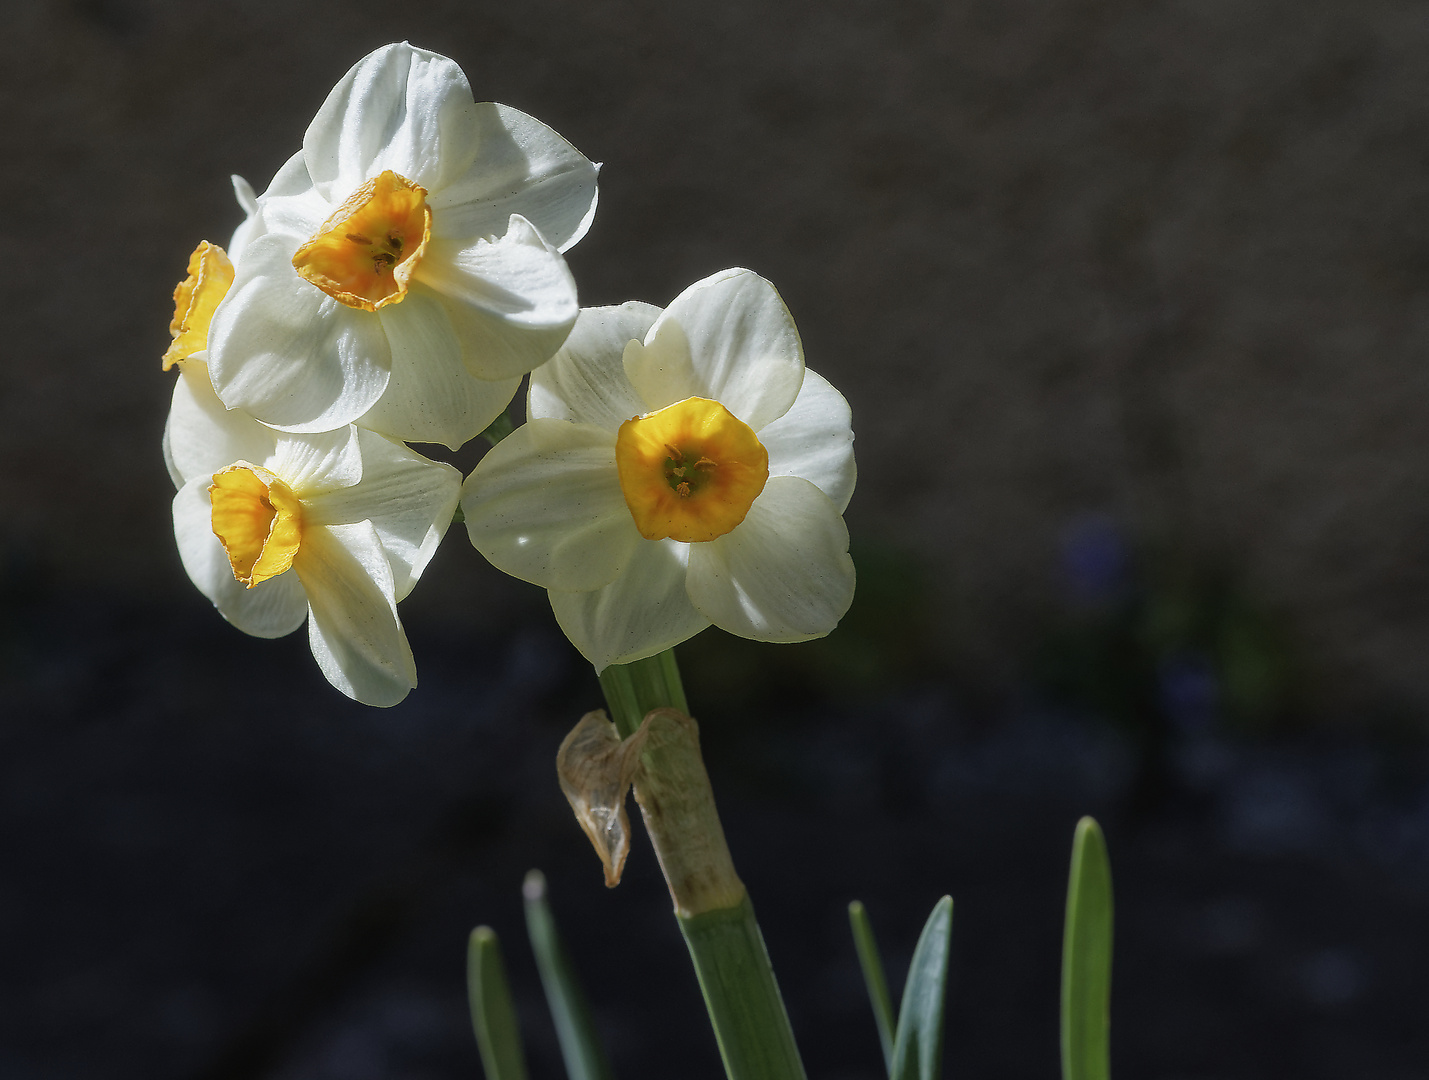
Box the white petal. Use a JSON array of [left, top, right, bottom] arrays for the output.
[[757, 367, 857, 512], [164, 360, 277, 485], [232, 174, 258, 215], [416, 216, 579, 380], [172, 478, 308, 639], [240, 154, 328, 246], [297, 521, 417, 707], [620, 317, 699, 415], [257, 149, 318, 201], [255, 189, 330, 246], [528, 302, 659, 430], [227, 175, 260, 262], [358, 286, 520, 449], [633, 268, 805, 430], [428, 102, 599, 253], [303, 43, 482, 202], [685, 476, 855, 642], [207, 233, 392, 432], [461, 419, 640, 591], [305, 429, 461, 602], [268, 428, 363, 497], [549, 539, 709, 672], [162, 412, 181, 489]]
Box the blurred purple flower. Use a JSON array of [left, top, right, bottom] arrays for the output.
[[1158, 650, 1219, 733], [1059, 514, 1131, 606]]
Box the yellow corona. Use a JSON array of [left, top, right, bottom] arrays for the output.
[[209, 465, 305, 587], [292, 170, 431, 311], [162, 241, 234, 369], [615, 397, 769, 543]]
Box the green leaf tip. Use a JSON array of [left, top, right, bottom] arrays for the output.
[[466, 924, 529, 1080], [1061, 816, 1113, 1080], [523, 868, 617, 1080], [889, 895, 953, 1080], [847, 900, 896, 1073]]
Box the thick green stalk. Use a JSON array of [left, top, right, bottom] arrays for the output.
[[596, 649, 806, 1080], [598, 651, 689, 737], [679, 897, 807, 1080]]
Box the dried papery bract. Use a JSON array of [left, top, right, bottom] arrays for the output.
[[556, 711, 649, 887], [557, 706, 745, 916]]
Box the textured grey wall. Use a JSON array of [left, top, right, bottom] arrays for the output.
[[4, 0, 1427, 715]]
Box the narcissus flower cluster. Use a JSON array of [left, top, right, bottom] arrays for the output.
[[162, 42, 594, 705], [164, 42, 856, 705]]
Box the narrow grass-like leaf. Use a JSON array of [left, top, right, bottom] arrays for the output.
[[848, 900, 896, 1072], [889, 895, 953, 1080], [1061, 816, 1113, 1080], [523, 870, 617, 1080], [467, 926, 530, 1080]]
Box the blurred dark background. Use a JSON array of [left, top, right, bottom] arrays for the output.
[[5, 0, 1429, 1076]]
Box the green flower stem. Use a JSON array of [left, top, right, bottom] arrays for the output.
[[597, 650, 689, 737], [596, 650, 807, 1080], [481, 408, 517, 447], [678, 897, 808, 1080]]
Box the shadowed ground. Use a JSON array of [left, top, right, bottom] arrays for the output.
[[3, 582, 1429, 1078]]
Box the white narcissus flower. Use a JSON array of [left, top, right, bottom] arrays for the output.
[[207, 42, 599, 449], [165, 368, 461, 706], [461, 268, 857, 671], [157, 172, 268, 383]]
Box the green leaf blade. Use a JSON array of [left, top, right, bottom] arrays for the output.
[[1061, 816, 1114, 1080], [467, 926, 530, 1080], [889, 895, 954, 1080], [847, 900, 896, 1073], [523, 869, 617, 1080]]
